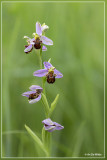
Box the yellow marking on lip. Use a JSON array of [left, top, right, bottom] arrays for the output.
[[48, 69, 54, 73], [32, 33, 39, 40], [35, 35, 39, 40], [48, 67, 55, 73]]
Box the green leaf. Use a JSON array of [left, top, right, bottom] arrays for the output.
[[49, 94, 59, 116], [41, 93, 50, 117], [25, 124, 48, 156]]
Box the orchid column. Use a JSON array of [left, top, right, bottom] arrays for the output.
[[22, 22, 64, 157]]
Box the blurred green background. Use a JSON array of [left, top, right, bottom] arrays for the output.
[[2, 1, 104, 158]]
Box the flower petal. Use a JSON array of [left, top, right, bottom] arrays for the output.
[[44, 125, 56, 132], [42, 118, 54, 126], [55, 125, 64, 130], [53, 122, 64, 130], [54, 69, 63, 78], [24, 36, 35, 44], [24, 36, 31, 40], [29, 94, 41, 104], [36, 22, 42, 36], [42, 45, 47, 51], [33, 69, 48, 77], [41, 36, 53, 45], [22, 91, 36, 97], [29, 85, 43, 92], [43, 62, 53, 69], [41, 23, 49, 32], [24, 44, 33, 53], [30, 38, 35, 44]]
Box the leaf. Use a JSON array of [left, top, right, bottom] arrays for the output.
[[25, 124, 48, 156], [49, 94, 59, 116], [41, 93, 50, 117]]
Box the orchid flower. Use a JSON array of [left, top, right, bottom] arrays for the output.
[[24, 22, 53, 53], [22, 85, 43, 104], [33, 62, 63, 83], [42, 118, 64, 132]]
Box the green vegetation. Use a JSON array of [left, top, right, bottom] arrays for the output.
[[2, 2, 104, 157]]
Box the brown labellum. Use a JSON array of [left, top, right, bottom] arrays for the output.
[[29, 93, 39, 100], [46, 72, 55, 84], [34, 38, 42, 49]]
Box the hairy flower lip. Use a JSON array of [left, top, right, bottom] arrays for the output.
[[42, 118, 64, 132]]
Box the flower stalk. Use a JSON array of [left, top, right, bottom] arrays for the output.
[[39, 46, 51, 156], [40, 46, 46, 95], [22, 21, 64, 157], [39, 46, 43, 69]]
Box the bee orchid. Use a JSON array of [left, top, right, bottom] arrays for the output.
[[24, 22, 53, 53], [22, 85, 43, 104], [33, 62, 63, 84], [42, 118, 64, 132]]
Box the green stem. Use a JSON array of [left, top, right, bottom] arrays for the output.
[[39, 47, 42, 69], [39, 47, 46, 95], [42, 127, 51, 157], [39, 47, 50, 157], [42, 77, 46, 95]]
